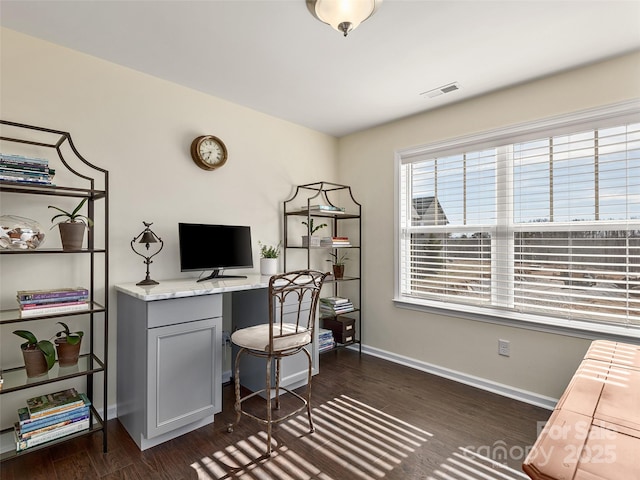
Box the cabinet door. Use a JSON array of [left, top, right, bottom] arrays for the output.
[[146, 317, 222, 439]]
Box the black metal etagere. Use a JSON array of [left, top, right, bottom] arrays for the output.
[[0, 120, 109, 461], [283, 181, 362, 354]]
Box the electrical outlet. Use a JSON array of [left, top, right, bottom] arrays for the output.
[[498, 339, 510, 357]]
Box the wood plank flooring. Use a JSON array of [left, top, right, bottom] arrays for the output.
[[1, 349, 551, 479]]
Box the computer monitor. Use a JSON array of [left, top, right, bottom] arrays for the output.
[[178, 223, 253, 281]]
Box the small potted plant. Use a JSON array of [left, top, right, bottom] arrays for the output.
[[327, 251, 349, 279], [258, 241, 280, 276], [301, 218, 327, 247], [13, 330, 56, 378], [48, 198, 93, 251], [53, 322, 84, 367]]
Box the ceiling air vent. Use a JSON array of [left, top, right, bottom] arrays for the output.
[[420, 82, 461, 99]]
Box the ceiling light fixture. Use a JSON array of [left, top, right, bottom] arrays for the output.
[[306, 0, 383, 37]]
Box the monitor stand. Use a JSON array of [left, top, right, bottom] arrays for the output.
[[197, 269, 247, 282]]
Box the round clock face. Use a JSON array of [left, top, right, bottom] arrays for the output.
[[191, 135, 228, 170]]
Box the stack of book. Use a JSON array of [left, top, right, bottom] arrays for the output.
[[318, 328, 335, 353], [0, 153, 55, 186], [320, 236, 351, 247], [304, 204, 345, 213], [17, 287, 89, 318], [319, 296, 354, 317], [14, 388, 91, 452]]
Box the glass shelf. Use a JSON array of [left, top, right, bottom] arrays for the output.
[[0, 248, 107, 255], [319, 339, 361, 354], [0, 181, 106, 199], [319, 308, 360, 321], [285, 209, 360, 219], [0, 302, 105, 325], [0, 409, 104, 461], [0, 354, 105, 394]]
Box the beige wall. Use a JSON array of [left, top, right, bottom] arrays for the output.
[[0, 28, 338, 422], [338, 50, 640, 400]]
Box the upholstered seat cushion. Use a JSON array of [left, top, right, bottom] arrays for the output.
[[231, 323, 312, 352]]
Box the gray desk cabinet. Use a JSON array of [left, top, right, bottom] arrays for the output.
[[117, 292, 222, 450]]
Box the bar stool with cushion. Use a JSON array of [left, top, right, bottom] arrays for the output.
[[227, 269, 328, 456]]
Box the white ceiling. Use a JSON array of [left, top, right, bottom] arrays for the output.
[[1, 0, 640, 137]]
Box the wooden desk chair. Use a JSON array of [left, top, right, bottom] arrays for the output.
[[227, 269, 329, 456]]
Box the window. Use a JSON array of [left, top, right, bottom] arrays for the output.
[[396, 103, 640, 332]]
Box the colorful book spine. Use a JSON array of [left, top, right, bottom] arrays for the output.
[[307, 205, 345, 212], [321, 296, 350, 305], [21, 300, 88, 310], [26, 389, 86, 419], [17, 413, 90, 439], [18, 294, 89, 306], [18, 405, 91, 433], [20, 302, 90, 318], [0, 176, 52, 185], [320, 304, 354, 315], [14, 418, 90, 451], [0, 172, 53, 181], [0, 154, 48, 165], [0, 161, 54, 173], [17, 288, 89, 301]]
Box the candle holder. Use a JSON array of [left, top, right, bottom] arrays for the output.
[[131, 221, 163, 286]]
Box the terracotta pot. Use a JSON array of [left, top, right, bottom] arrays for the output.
[[332, 264, 345, 279], [55, 338, 82, 367], [21, 346, 49, 378], [58, 222, 86, 250]]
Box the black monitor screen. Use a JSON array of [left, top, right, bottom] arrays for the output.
[[178, 223, 253, 281]]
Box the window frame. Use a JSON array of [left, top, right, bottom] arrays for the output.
[[394, 100, 640, 342]]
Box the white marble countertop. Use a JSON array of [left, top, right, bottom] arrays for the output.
[[115, 275, 270, 301]]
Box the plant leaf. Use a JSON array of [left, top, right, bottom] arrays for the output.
[[13, 330, 37, 345], [70, 198, 88, 217], [48, 207, 71, 223], [57, 321, 71, 334], [66, 333, 83, 345], [38, 340, 56, 370]]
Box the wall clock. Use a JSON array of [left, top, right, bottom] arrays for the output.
[[190, 135, 228, 170]]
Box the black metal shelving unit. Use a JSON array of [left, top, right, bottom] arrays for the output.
[[283, 181, 362, 354], [0, 120, 109, 461]]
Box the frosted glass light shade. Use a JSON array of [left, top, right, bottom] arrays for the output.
[[307, 0, 382, 36]]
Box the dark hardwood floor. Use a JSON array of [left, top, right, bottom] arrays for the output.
[[1, 350, 551, 479]]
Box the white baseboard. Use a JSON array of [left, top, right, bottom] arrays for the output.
[[352, 344, 557, 411], [101, 346, 555, 439]]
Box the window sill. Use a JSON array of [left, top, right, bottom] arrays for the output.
[[393, 297, 640, 343]]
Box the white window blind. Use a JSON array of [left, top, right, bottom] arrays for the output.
[[398, 108, 640, 330]]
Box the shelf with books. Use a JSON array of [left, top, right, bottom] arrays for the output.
[[286, 208, 360, 220], [0, 120, 109, 461], [319, 309, 360, 320], [0, 409, 104, 461], [285, 245, 360, 252], [283, 181, 361, 356], [0, 302, 105, 325]]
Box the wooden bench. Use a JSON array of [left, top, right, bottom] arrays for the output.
[[523, 340, 640, 480]]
